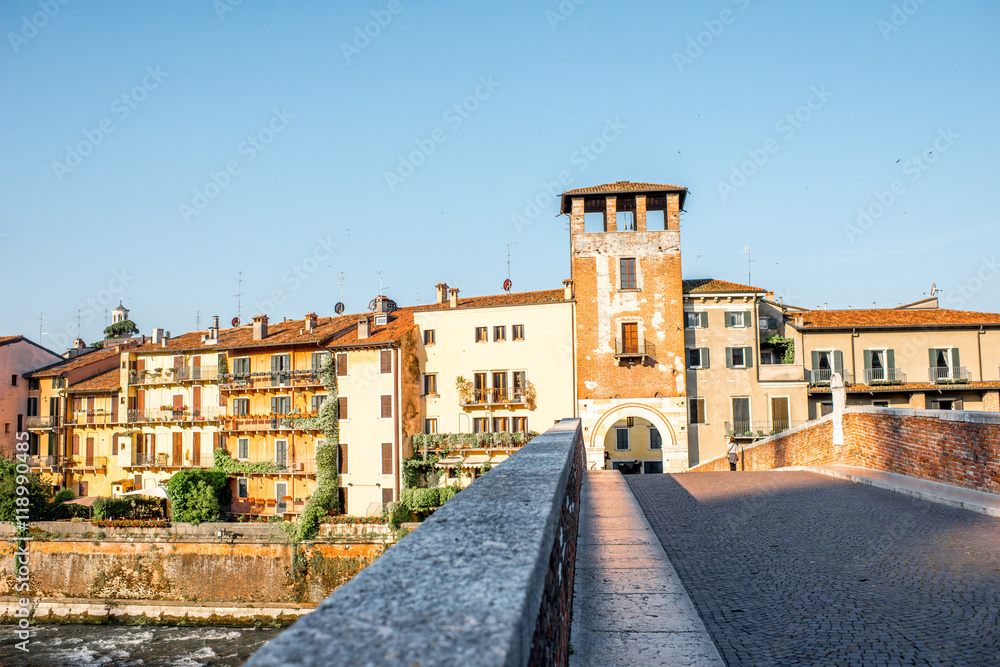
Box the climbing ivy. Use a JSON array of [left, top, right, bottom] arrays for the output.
[[217, 353, 228, 376], [763, 335, 795, 365], [297, 355, 339, 540], [213, 449, 282, 474]]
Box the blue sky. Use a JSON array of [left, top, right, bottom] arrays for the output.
[[2, 0, 998, 350]]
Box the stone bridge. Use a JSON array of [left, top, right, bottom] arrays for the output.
[[247, 409, 1000, 666]]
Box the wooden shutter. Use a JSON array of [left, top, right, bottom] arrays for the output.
[[382, 488, 394, 506], [951, 348, 960, 370], [86, 396, 95, 423], [380, 350, 392, 374], [886, 349, 895, 371], [192, 386, 201, 417], [173, 433, 183, 465], [700, 312, 708, 328], [111, 396, 118, 423], [724, 312, 733, 328], [381, 395, 392, 419], [381, 442, 392, 475], [811, 351, 820, 370], [85, 438, 94, 467], [744, 347, 753, 368], [726, 348, 734, 368], [338, 396, 347, 420], [271, 397, 279, 414], [192, 432, 201, 467], [271, 355, 278, 373], [928, 349, 937, 371], [213, 432, 220, 453], [745, 311, 752, 326], [863, 350, 873, 372], [338, 443, 348, 474], [833, 351, 844, 376], [702, 348, 710, 369], [72, 434, 80, 456], [173, 394, 183, 411], [336, 353, 348, 377]]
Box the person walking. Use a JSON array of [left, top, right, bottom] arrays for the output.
[[727, 438, 739, 471]]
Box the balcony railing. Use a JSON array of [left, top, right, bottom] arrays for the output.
[[129, 366, 220, 385], [219, 370, 323, 391], [65, 411, 120, 425], [864, 368, 906, 384], [462, 388, 529, 406], [615, 338, 655, 359], [221, 416, 297, 432], [808, 369, 854, 386], [725, 420, 808, 439], [65, 456, 108, 471], [120, 452, 216, 469], [25, 415, 58, 429], [231, 458, 317, 474], [929, 366, 970, 383], [127, 407, 224, 423]]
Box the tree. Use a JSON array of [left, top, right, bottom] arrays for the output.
[[167, 469, 230, 524], [104, 319, 139, 339], [0, 459, 53, 521]]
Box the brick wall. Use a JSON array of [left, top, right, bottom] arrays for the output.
[[687, 408, 1000, 496]]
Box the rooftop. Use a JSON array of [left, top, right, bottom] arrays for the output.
[[414, 289, 567, 312], [793, 308, 1000, 330], [65, 368, 121, 393], [27, 347, 119, 378], [559, 181, 688, 214], [683, 279, 767, 295]]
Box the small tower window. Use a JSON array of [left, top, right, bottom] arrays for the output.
[[620, 258, 637, 290]]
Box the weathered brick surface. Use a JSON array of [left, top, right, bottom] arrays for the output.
[[689, 419, 838, 473]]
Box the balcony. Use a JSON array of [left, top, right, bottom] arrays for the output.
[[25, 415, 58, 429], [129, 366, 220, 386], [808, 369, 854, 386], [615, 338, 655, 360], [231, 458, 317, 475], [65, 456, 108, 472], [462, 388, 529, 407], [120, 451, 216, 469], [864, 368, 906, 385], [758, 364, 805, 382], [725, 420, 808, 440], [221, 415, 300, 433], [929, 366, 970, 384], [127, 407, 224, 424], [65, 411, 119, 425], [219, 370, 323, 392]]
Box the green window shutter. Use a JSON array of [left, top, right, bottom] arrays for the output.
[[744, 347, 753, 368], [271, 356, 278, 373], [811, 351, 820, 370], [725, 312, 733, 328], [745, 310, 753, 326], [886, 349, 895, 369], [833, 350, 844, 375], [726, 347, 734, 368], [702, 348, 710, 369], [686, 349, 693, 366], [768, 317, 777, 329], [863, 350, 873, 371], [951, 348, 960, 369], [700, 312, 708, 328], [270, 397, 278, 413], [928, 349, 936, 369]]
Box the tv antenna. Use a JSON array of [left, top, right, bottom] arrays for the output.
[[234, 272, 244, 324], [38, 312, 43, 343], [77, 309, 82, 339], [334, 271, 346, 315], [742, 246, 755, 284], [504, 242, 518, 292]]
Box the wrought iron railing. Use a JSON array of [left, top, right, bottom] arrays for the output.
[[219, 370, 322, 391], [929, 366, 970, 383], [25, 415, 58, 429], [464, 388, 528, 406], [725, 420, 808, 439], [808, 369, 854, 386], [128, 408, 224, 423], [129, 366, 219, 385], [615, 338, 655, 359], [864, 368, 906, 384]]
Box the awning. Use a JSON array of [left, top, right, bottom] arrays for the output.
[[434, 456, 464, 469], [120, 486, 169, 499], [461, 454, 490, 468], [64, 496, 99, 507]]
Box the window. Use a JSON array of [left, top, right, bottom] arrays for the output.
[[380, 395, 392, 419], [615, 428, 629, 450], [690, 398, 706, 424], [423, 374, 438, 396], [3, 424, 8, 434], [232, 398, 250, 415], [380, 350, 392, 374], [275, 439, 288, 468], [52, 378, 64, 389], [374, 314, 387, 326], [759, 316, 778, 330], [11, 375, 17, 386], [27, 397, 38, 417], [336, 353, 348, 376], [760, 350, 776, 365], [492, 371, 508, 402], [620, 322, 639, 354], [237, 478, 248, 499], [930, 347, 960, 381], [492, 417, 509, 433], [233, 357, 251, 376], [338, 442, 348, 474], [687, 348, 710, 369], [423, 329, 436, 346], [424, 418, 438, 434], [732, 397, 751, 434], [512, 371, 527, 401], [311, 395, 326, 412], [473, 417, 487, 433], [512, 416, 528, 433], [685, 312, 708, 329], [28, 378, 39, 390], [873, 400, 890, 408], [237, 438, 249, 460], [270, 395, 290, 415], [726, 347, 753, 369], [649, 428, 662, 450], [512, 324, 525, 341], [381, 442, 393, 475], [810, 350, 842, 383], [475, 327, 488, 343], [864, 348, 895, 382], [725, 311, 749, 328], [338, 396, 348, 420], [493, 326, 506, 342], [310, 352, 330, 372], [620, 257, 637, 290]]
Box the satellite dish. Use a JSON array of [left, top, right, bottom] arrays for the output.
[[503, 279, 512, 292], [334, 302, 345, 315], [929, 283, 937, 297], [231, 317, 240, 327]]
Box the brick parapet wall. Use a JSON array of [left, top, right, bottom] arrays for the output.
[[686, 408, 1000, 496]]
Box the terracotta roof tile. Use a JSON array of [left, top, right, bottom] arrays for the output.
[[794, 308, 1000, 329], [221, 315, 359, 351], [0, 335, 24, 346], [414, 289, 567, 312], [562, 181, 687, 195], [810, 381, 1000, 394], [683, 279, 767, 294], [326, 309, 416, 349], [28, 348, 119, 378], [65, 369, 121, 393]]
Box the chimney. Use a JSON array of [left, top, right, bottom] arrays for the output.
[[823, 303, 827, 310], [305, 312, 318, 333], [563, 279, 574, 300], [436, 283, 448, 305], [873, 301, 877, 309], [73, 338, 86, 350], [152, 328, 164, 344], [358, 316, 370, 340], [253, 315, 268, 341], [449, 288, 459, 309], [206, 315, 220, 342], [794, 315, 804, 328]]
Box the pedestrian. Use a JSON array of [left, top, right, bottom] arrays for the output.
[[604, 450, 610, 470], [727, 438, 739, 471]]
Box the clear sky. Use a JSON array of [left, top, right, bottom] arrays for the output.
[[2, 0, 998, 351]]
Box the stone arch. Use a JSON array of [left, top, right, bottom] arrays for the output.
[[589, 402, 677, 453]]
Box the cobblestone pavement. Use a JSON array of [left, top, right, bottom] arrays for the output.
[[628, 471, 1000, 667]]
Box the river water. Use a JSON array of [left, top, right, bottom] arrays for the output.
[[0, 624, 284, 666]]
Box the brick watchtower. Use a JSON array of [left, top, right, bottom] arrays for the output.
[[561, 181, 689, 472]]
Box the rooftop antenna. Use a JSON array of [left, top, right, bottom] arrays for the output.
[[235, 272, 243, 323], [697, 248, 702, 279], [38, 312, 43, 343], [334, 271, 347, 315], [77, 309, 82, 339], [742, 246, 755, 284], [196, 311, 200, 330], [504, 242, 518, 292]]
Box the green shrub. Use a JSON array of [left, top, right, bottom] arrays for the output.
[[167, 469, 230, 524], [53, 488, 76, 504], [0, 459, 52, 521], [439, 486, 460, 504]]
